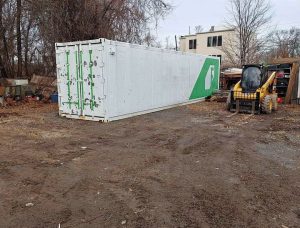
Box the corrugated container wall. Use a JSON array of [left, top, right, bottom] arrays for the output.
[[56, 39, 220, 122]]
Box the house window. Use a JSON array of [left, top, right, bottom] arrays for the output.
[[207, 37, 212, 47], [218, 36, 222, 46], [207, 36, 223, 47], [189, 39, 197, 49], [212, 36, 217, 47]]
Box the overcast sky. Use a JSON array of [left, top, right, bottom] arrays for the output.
[[157, 0, 300, 43]]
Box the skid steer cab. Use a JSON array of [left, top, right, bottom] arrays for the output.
[[227, 64, 278, 114]]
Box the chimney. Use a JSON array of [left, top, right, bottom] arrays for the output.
[[210, 26, 215, 32]]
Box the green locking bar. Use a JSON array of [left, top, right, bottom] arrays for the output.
[[66, 51, 71, 109], [62, 101, 78, 105], [75, 51, 80, 109], [89, 50, 95, 111], [79, 51, 85, 110]]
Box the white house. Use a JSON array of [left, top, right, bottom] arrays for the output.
[[180, 26, 236, 66]]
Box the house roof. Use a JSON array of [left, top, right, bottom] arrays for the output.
[[181, 28, 235, 38]]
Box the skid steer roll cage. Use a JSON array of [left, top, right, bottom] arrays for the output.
[[241, 64, 268, 93]]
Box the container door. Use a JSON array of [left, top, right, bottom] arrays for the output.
[[57, 45, 81, 115], [79, 43, 105, 117]]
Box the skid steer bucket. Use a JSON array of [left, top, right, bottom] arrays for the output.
[[229, 91, 261, 114]]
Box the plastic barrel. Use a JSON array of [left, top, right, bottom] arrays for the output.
[[51, 93, 58, 103]]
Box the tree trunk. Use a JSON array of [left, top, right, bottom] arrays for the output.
[[24, 19, 32, 78], [0, 54, 7, 78], [0, 0, 11, 78], [16, 0, 22, 78]]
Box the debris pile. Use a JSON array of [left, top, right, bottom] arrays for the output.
[[0, 75, 58, 107], [30, 74, 57, 101], [209, 90, 230, 103]]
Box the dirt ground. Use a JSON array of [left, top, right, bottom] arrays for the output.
[[0, 101, 300, 228]]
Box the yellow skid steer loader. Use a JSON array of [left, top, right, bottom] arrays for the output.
[[227, 64, 278, 114]]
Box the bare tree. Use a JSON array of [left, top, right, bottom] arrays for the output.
[[0, 0, 172, 78], [264, 27, 300, 60], [16, 0, 22, 78], [224, 0, 272, 67], [0, 0, 7, 78], [195, 25, 203, 33], [33, 0, 172, 74], [0, 0, 14, 78]]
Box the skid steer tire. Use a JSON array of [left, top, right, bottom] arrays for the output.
[[261, 95, 273, 114], [226, 92, 232, 111], [272, 94, 278, 111]]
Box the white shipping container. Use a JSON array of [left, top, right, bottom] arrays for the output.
[[298, 70, 300, 103], [56, 39, 220, 122]]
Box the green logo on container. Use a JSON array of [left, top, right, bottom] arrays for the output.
[[189, 58, 220, 100]]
